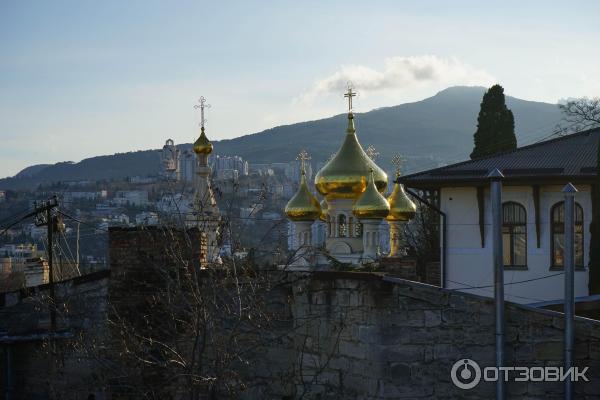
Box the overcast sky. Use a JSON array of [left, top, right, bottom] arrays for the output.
[[1, 0, 599, 177]]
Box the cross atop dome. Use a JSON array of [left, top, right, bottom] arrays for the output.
[[194, 96, 211, 128], [296, 149, 311, 173], [366, 145, 380, 161], [391, 153, 406, 177], [344, 82, 357, 112]]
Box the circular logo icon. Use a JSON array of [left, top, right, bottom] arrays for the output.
[[451, 359, 481, 390]]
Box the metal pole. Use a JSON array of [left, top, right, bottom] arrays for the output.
[[563, 183, 577, 400], [47, 203, 56, 331], [4, 345, 13, 400], [488, 168, 505, 400]]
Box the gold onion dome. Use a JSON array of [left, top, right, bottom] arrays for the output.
[[315, 113, 388, 199], [319, 198, 328, 221], [387, 177, 417, 221], [193, 127, 213, 155], [353, 169, 390, 220], [285, 170, 322, 221]]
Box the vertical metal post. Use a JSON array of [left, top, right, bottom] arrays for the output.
[[563, 183, 577, 400], [4, 345, 13, 400], [488, 168, 505, 400], [47, 203, 56, 331]]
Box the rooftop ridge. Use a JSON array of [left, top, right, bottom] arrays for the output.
[[400, 127, 600, 183]]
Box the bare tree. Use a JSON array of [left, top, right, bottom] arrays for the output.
[[558, 97, 600, 133]]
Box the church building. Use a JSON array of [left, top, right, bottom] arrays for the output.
[[186, 97, 222, 266], [285, 88, 416, 267]]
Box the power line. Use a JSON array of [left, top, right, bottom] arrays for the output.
[[449, 271, 565, 290]]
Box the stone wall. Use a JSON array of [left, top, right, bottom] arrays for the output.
[[289, 271, 600, 399], [0, 270, 110, 399], [1, 228, 600, 399]]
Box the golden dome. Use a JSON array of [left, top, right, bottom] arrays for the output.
[[319, 198, 328, 221], [315, 113, 388, 200], [285, 171, 322, 221], [193, 127, 213, 155], [353, 169, 390, 220], [387, 179, 417, 221]]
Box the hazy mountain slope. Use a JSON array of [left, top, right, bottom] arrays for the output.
[[0, 86, 563, 190], [212, 86, 562, 169], [1, 151, 160, 190]]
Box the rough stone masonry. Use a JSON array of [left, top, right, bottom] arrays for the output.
[[0, 227, 599, 399]]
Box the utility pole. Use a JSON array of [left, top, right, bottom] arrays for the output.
[[563, 183, 577, 400], [488, 168, 505, 400], [34, 197, 59, 331]]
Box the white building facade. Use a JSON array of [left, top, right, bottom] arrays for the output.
[[401, 128, 600, 304], [440, 185, 590, 304]]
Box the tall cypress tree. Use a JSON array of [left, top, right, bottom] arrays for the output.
[[470, 84, 517, 159]]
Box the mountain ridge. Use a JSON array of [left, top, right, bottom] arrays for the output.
[[0, 86, 564, 190]]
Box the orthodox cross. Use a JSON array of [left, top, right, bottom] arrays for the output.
[[391, 153, 406, 176], [194, 96, 211, 128], [344, 82, 357, 112], [366, 145, 379, 161], [297, 149, 311, 173]]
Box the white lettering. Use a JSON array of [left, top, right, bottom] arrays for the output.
[[545, 367, 559, 382], [514, 367, 529, 382], [484, 367, 498, 381], [560, 367, 573, 381], [529, 367, 544, 381], [573, 367, 589, 382]]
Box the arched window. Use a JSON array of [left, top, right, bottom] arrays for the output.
[[551, 201, 584, 267], [348, 217, 354, 238], [338, 214, 347, 237], [355, 221, 363, 237], [502, 202, 527, 267]]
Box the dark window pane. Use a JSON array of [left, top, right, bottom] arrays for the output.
[[503, 233, 511, 265], [514, 233, 527, 266], [553, 233, 565, 267], [576, 233, 584, 266]]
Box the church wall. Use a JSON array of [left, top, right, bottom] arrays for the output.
[[441, 185, 591, 304]]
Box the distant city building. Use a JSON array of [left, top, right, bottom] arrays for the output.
[[262, 211, 281, 220], [0, 244, 48, 288], [23, 224, 46, 240], [179, 149, 196, 182], [65, 180, 93, 187], [215, 168, 239, 181], [282, 183, 295, 198], [114, 190, 149, 206], [63, 191, 107, 202], [250, 164, 275, 176], [160, 139, 180, 181], [214, 155, 248, 177], [285, 160, 312, 183], [135, 212, 159, 226], [156, 193, 192, 215], [0, 244, 40, 261], [130, 176, 157, 184], [93, 203, 122, 217], [270, 162, 288, 172], [270, 183, 284, 198], [0, 190, 6, 203], [98, 214, 130, 231]]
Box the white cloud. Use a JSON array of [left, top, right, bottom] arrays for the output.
[[295, 55, 495, 105]]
